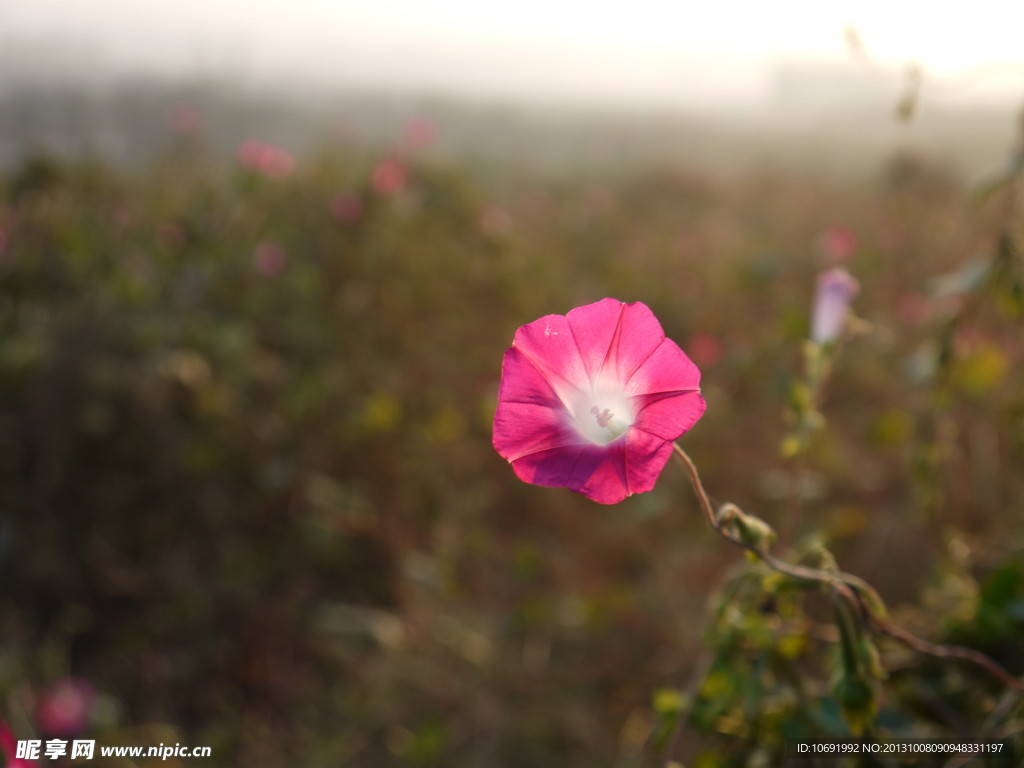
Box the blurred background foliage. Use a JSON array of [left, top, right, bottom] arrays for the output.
[[0, 99, 1023, 767]]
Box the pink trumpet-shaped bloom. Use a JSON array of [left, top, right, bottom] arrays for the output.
[[493, 298, 706, 504], [811, 268, 860, 344]]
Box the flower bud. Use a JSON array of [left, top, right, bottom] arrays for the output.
[[811, 268, 859, 344], [719, 505, 777, 550]]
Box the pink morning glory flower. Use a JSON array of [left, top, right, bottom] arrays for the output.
[[493, 298, 706, 504], [811, 268, 860, 344]]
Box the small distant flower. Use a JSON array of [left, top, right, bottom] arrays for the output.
[[493, 298, 706, 504], [329, 192, 364, 224], [818, 227, 857, 265], [478, 204, 513, 237], [237, 141, 265, 170], [253, 243, 288, 277], [371, 158, 406, 196], [403, 115, 437, 150], [35, 679, 96, 737], [811, 268, 860, 344], [166, 103, 202, 135], [585, 184, 616, 214], [113, 204, 132, 229], [686, 333, 723, 368], [155, 221, 187, 251], [237, 140, 294, 179], [261, 149, 294, 179], [897, 291, 930, 326]]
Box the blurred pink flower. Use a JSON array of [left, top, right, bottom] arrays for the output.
[[403, 115, 437, 150], [329, 192, 364, 224], [686, 333, 723, 368], [811, 268, 859, 344], [493, 298, 706, 504], [371, 158, 406, 196], [478, 204, 513, 237], [35, 679, 96, 738], [897, 291, 931, 326], [819, 226, 856, 265], [166, 103, 202, 135], [1, 719, 37, 766], [237, 140, 265, 169], [253, 243, 288, 277], [156, 221, 187, 251], [584, 184, 616, 214], [953, 327, 988, 356], [237, 140, 294, 179]]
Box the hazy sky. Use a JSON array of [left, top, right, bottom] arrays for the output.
[[3, 0, 1023, 107]]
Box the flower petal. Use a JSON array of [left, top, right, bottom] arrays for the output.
[[493, 347, 586, 461], [509, 443, 611, 498], [565, 297, 625, 381], [627, 337, 702, 396], [494, 401, 587, 462], [508, 428, 676, 504], [633, 391, 707, 441], [496, 346, 565, 408], [618, 428, 677, 497], [605, 301, 668, 382], [511, 312, 588, 404]]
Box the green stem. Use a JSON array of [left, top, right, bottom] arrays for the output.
[[671, 442, 1024, 695]]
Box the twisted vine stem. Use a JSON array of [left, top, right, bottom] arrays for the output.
[[672, 443, 1023, 692], [664, 443, 1023, 764]]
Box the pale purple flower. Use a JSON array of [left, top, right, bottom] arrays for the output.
[[811, 268, 860, 344], [493, 298, 706, 504]]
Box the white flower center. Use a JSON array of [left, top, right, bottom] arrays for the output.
[[569, 378, 635, 445]]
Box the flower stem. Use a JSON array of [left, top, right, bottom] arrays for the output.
[[666, 441, 1023, 764]]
